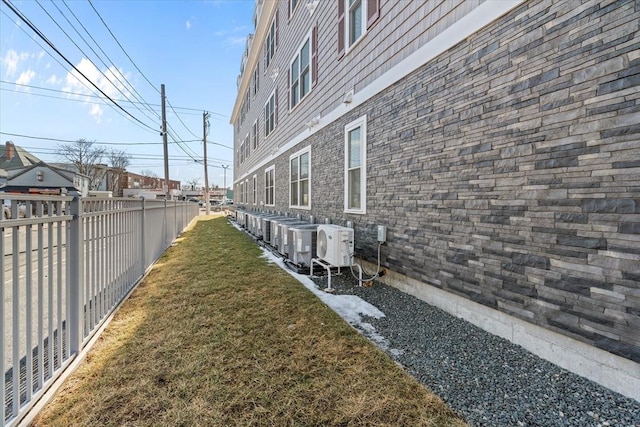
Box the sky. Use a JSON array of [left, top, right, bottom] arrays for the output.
[[0, 0, 254, 188]]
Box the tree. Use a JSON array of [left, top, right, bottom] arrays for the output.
[[186, 177, 201, 191], [58, 139, 106, 190], [106, 149, 130, 196], [140, 169, 159, 178]]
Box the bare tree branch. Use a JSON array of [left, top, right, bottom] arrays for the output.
[[58, 139, 107, 190]]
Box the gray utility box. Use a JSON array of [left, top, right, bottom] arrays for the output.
[[277, 220, 308, 255], [287, 224, 319, 267], [235, 210, 247, 228], [245, 212, 258, 235], [247, 212, 272, 238], [258, 214, 281, 241], [269, 218, 304, 252]]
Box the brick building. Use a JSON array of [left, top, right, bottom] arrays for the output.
[[230, 0, 640, 399]]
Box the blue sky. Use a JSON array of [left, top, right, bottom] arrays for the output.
[[0, 0, 254, 187]]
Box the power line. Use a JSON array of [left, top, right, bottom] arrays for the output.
[[0, 8, 159, 136], [87, 0, 158, 94], [167, 98, 201, 139], [34, 0, 159, 125], [0, 131, 200, 146], [2, 0, 158, 132], [59, 0, 161, 120], [0, 80, 210, 116]]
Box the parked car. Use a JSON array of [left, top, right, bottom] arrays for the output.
[[3, 203, 27, 219], [187, 197, 200, 203]]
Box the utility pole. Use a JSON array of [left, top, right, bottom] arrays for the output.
[[222, 164, 229, 203], [161, 84, 169, 199], [203, 111, 211, 214]]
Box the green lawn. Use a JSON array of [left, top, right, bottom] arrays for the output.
[[34, 216, 466, 426]]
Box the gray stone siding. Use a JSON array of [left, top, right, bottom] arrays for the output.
[[240, 0, 640, 363]]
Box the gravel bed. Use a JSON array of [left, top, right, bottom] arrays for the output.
[[310, 272, 640, 427]]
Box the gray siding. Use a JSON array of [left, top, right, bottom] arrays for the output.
[[234, 0, 640, 365], [234, 0, 484, 187]]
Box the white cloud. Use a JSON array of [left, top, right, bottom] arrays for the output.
[[2, 49, 30, 78], [15, 69, 36, 85], [63, 57, 133, 123], [186, 20, 191, 30], [89, 103, 103, 123], [45, 74, 61, 85]]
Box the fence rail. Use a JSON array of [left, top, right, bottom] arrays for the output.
[[1, 194, 199, 426]]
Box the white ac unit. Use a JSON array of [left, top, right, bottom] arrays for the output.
[[316, 224, 354, 267]]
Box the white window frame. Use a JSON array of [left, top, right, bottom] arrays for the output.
[[265, 165, 275, 206], [264, 90, 276, 137], [346, 0, 366, 51], [344, 115, 367, 214], [289, 146, 311, 210], [252, 119, 258, 149], [265, 16, 277, 68], [289, 31, 312, 110], [253, 65, 259, 96], [252, 174, 257, 205], [290, 0, 300, 17], [244, 179, 249, 204]]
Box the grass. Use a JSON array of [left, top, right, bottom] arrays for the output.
[[33, 216, 466, 426]]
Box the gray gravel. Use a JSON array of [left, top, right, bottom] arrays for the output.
[[310, 272, 640, 427]]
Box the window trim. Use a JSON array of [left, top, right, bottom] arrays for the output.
[[289, 0, 300, 19], [289, 146, 311, 210], [252, 119, 258, 149], [265, 165, 275, 206], [265, 13, 278, 69], [344, 115, 367, 214], [289, 30, 313, 111], [244, 178, 249, 205], [264, 90, 277, 138], [338, 0, 379, 59], [252, 174, 257, 205]]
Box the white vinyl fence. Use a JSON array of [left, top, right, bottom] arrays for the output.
[[1, 194, 199, 426]]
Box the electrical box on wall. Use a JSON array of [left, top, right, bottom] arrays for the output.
[[377, 225, 387, 243]]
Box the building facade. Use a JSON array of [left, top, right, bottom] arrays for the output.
[[230, 0, 640, 399]]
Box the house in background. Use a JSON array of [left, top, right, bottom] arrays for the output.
[[230, 0, 639, 399], [2, 161, 90, 196], [1, 141, 90, 196], [1, 140, 41, 169]]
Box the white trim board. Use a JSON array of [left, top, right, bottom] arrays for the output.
[[235, 0, 526, 184]]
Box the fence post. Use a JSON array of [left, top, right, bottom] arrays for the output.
[[68, 196, 84, 353], [140, 198, 146, 275]]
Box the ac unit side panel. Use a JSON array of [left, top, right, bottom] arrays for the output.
[[316, 224, 354, 267]]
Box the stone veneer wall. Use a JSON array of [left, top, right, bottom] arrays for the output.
[[254, 0, 639, 364]]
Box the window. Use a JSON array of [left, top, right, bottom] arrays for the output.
[[252, 119, 259, 149], [244, 179, 249, 204], [253, 64, 259, 95], [245, 134, 250, 159], [290, 35, 311, 109], [240, 140, 245, 164], [253, 175, 257, 205], [265, 166, 275, 206], [290, 0, 299, 16], [338, 0, 379, 58], [239, 182, 244, 203], [290, 147, 310, 209], [344, 115, 366, 213], [265, 13, 278, 68], [348, 0, 364, 46], [264, 90, 277, 137]]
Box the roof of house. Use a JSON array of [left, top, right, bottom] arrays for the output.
[[0, 142, 41, 170]]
